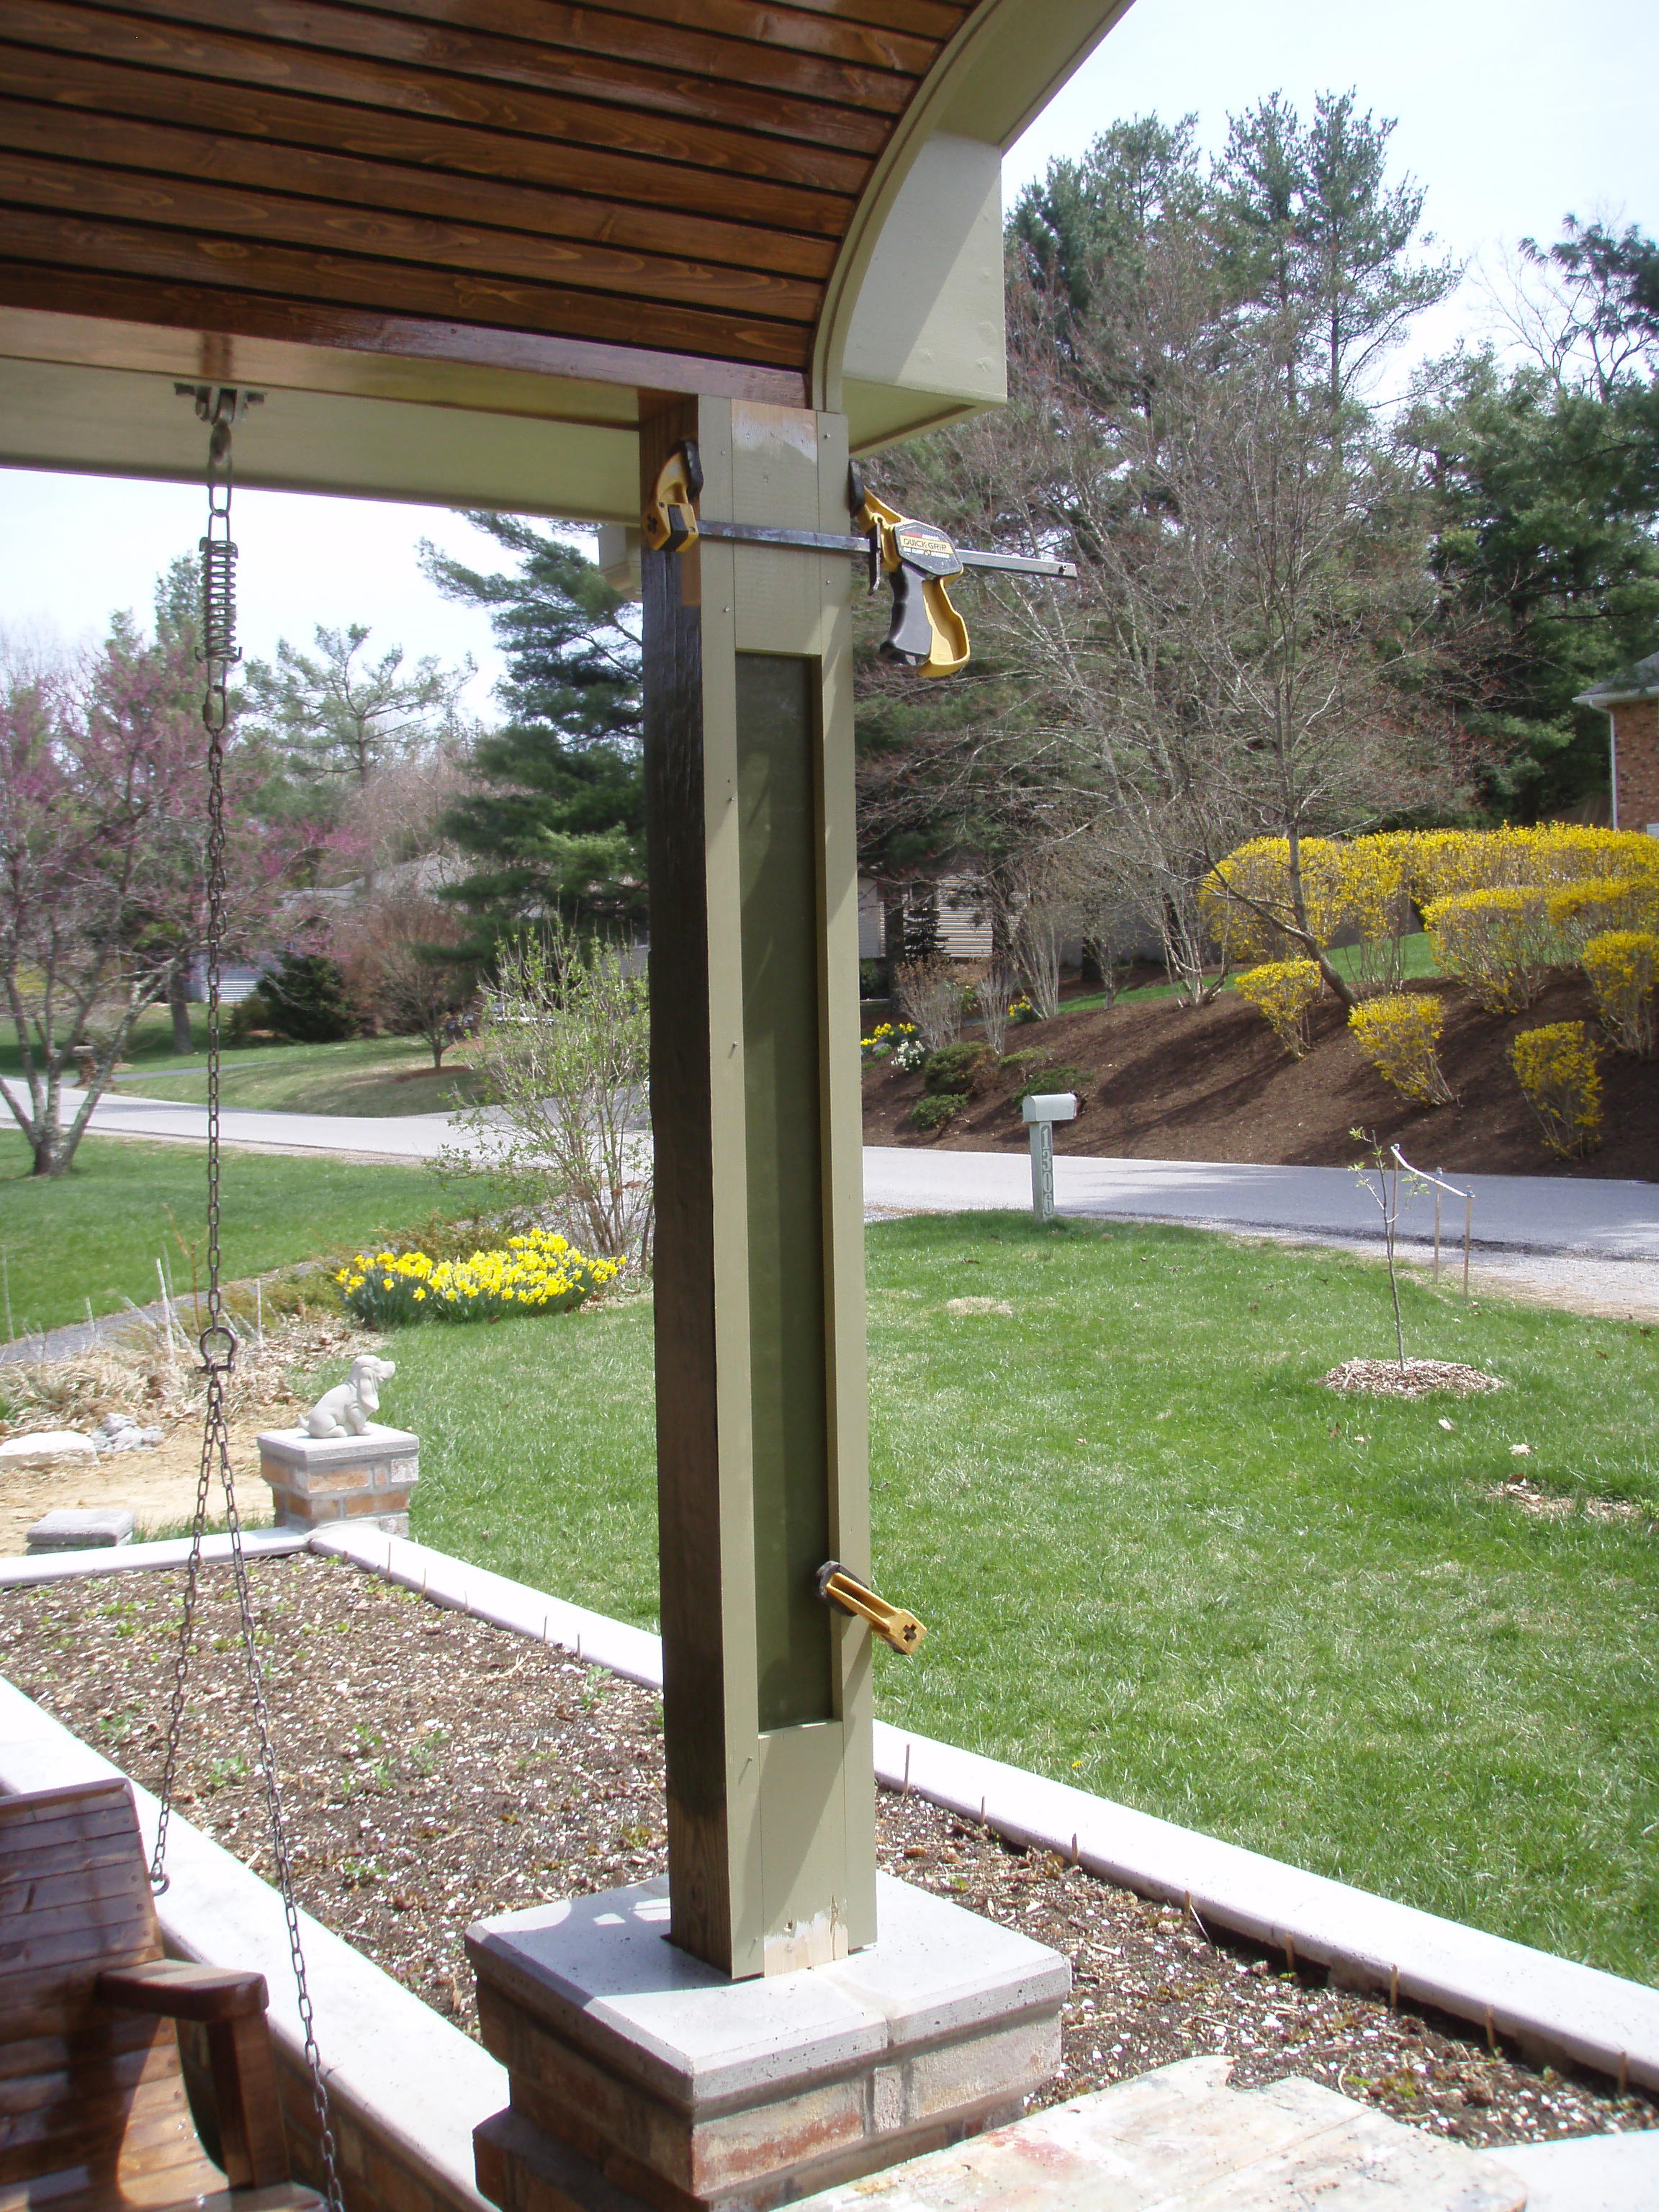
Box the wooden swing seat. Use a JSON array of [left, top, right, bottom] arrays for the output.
[[0, 1778, 325, 2212]]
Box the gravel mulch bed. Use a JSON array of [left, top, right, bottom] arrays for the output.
[[1322, 1358, 1504, 1398], [2, 1553, 1653, 2155]]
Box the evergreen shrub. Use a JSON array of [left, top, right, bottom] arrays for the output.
[[259, 951, 359, 1043], [909, 1094, 963, 1136], [1008, 1064, 1091, 1108], [922, 1042, 994, 1097]]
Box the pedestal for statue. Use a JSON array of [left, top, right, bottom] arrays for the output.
[[467, 1874, 1069, 2212], [255, 1423, 419, 1535]]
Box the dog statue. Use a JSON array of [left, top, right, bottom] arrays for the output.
[[305, 1354, 397, 1439]]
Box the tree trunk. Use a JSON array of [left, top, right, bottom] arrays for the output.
[[28, 1094, 65, 1177], [881, 884, 906, 984], [1285, 827, 1357, 1012], [168, 961, 194, 1055]]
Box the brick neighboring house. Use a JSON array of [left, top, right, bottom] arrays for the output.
[[1576, 650, 1659, 835]]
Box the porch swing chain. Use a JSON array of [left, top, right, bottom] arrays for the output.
[[150, 385, 343, 2212]]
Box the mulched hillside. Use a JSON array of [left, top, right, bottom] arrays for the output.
[[863, 973, 1659, 1181]]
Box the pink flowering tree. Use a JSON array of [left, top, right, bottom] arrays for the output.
[[1, 621, 299, 1177]]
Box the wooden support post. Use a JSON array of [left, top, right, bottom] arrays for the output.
[[641, 394, 873, 1979]]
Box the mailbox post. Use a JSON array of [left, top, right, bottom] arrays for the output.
[[1022, 1092, 1078, 1224]]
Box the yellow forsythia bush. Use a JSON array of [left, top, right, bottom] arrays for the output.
[[1421, 888, 1556, 1012], [1581, 930, 1659, 1058], [1206, 824, 1659, 1002], [1546, 877, 1659, 956], [1348, 993, 1456, 1105], [1508, 1022, 1602, 1157], [1202, 838, 1348, 965], [1411, 826, 1659, 905], [336, 1229, 622, 1326], [1236, 959, 1324, 1057]]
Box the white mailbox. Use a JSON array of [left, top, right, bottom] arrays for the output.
[[1022, 1092, 1079, 1125], [1021, 1092, 1077, 1222]]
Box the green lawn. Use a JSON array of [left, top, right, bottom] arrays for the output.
[[369, 1213, 1658, 1984], [0, 1002, 211, 1081], [107, 1035, 483, 1118], [0, 1133, 500, 1336], [1056, 931, 1441, 1017]]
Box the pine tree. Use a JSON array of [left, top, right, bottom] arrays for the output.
[[1405, 225, 1659, 819], [421, 516, 644, 946], [1215, 91, 1457, 407]]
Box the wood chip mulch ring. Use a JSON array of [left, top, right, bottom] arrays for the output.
[[1322, 1359, 1506, 1399], [1, 1554, 1653, 2157]]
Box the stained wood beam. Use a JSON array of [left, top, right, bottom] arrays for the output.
[[0, 207, 814, 369]]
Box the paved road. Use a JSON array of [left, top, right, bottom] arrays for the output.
[[4, 1079, 477, 1164], [14, 1082, 1659, 1262], [864, 1147, 1659, 1261]]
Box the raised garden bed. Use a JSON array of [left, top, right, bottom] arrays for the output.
[[1, 1552, 1653, 2155]]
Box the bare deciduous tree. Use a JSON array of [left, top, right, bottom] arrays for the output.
[[444, 927, 651, 1261], [332, 891, 475, 1070]]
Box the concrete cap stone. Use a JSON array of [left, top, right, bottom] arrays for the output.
[[27, 1508, 136, 1551], [256, 1424, 419, 1472], [827, 1878, 1071, 2044], [467, 1873, 1068, 2116]]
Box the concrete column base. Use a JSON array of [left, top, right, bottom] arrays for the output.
[[255, 1424, 420, 1536], [467, 1873, 1069, 2212]]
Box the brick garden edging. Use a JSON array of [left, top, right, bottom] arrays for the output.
[[305, 1528, 1659, 2104]]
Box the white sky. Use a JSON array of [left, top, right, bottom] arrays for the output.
[[2, 0, 1655, 716]]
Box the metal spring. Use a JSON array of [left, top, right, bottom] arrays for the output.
[[200, 531, 239, 667]]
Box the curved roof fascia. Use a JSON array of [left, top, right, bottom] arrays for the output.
[[812, 0, 1133, 419]]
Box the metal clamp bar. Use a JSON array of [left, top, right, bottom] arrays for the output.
[[956, 547, 1079, 578], [694, 518, 868, 554]]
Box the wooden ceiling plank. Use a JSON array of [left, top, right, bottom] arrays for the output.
[[10, 5, 872, 197], [663, 0, 969, 40], [0, 261, 809, 401], [0, 32, 854, 240], [74, 0, 894, 157], [0, 62, 840, 278], [329, 0, 920, 113], [0, 140, 823, 320], [565, 0, 943, 76], [0, 204, 814, 367]]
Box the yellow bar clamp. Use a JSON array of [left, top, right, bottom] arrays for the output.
[[817, 1560, 927, 1655], [642, 444, 703, 555], [851, 486, 970, 679]]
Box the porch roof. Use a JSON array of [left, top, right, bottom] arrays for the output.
[[0, 0, 1128, 516]]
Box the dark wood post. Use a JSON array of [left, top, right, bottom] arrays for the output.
[[640, 395, 873, 1978]]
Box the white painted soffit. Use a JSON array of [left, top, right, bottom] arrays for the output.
[[817, 0, 1136, 449]]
